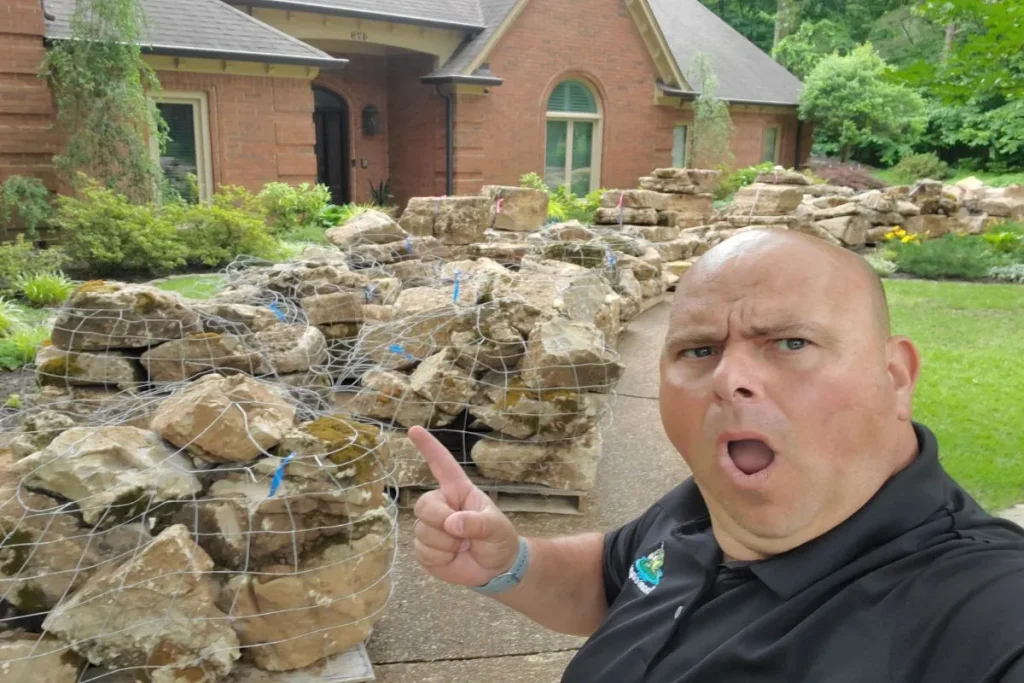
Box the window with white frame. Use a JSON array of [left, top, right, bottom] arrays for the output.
[[544, 79, 602, 196], [672, 124, 689, 168], [151, 91, 213, 202], [761, 126, 780, 164]]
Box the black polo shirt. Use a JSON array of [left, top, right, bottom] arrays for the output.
[[562, 423, 1024, 682]]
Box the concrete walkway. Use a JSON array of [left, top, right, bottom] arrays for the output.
[[367, 301, 688, 682]]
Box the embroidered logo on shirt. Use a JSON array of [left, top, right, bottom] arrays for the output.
[[628, 544, 665, 595]]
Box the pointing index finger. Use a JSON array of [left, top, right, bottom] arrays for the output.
[[408, 426, 471, 508]]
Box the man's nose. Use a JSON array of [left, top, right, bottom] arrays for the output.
[[711, 346, 763, 404]]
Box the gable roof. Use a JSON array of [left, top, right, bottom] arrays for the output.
[[426, 0, 522, 80], [44, 0, 346, 69], [235, 0, 486, 31], [648, 0, 803, 105]]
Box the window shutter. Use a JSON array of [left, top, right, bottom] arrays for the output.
[[547, 80, 598, 114]]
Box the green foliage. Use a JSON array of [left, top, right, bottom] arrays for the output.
[[715, 162, 776, 200], [5, 394, 23, 409], [773, 19, 855, 79], [867, 6, 945, 68], [16, 271, 74, 308], [520, 172, 602, 223], [0, 176, 53, 239], [0, 298, 21, 336], [369, 178, 394, 207], [520, 172, 547, 192], [800, 44, 926, 163], [0, 236, 69, 296], [988, 264, 1024, 284], [865, 253, 897, 277], [889, 152, 951, 184], [257, 182, 330, 235], [981, 230, 1024, 256], [171, 196, 281, 267], [0, 324, 52, 371], [43, 0, 165, 203], [698, 0, 776, 53], [687, 53, 735, 169], [54, 179, 186, 275], [888, 233, 1016, 280]]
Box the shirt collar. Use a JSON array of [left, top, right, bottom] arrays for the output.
[[749, 422, 950, 599]]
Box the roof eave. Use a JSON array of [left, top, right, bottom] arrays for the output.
[[421, 73, 504, 86], [234, 0, 487, 33], [658, 82, 798, 107]]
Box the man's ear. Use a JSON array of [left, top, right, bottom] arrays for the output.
[[886, 336, 921, 422]]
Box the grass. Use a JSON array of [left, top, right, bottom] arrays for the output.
[[886, 279, 1024, 511], [874, 167, 1024, 187], [151, 274, 226, 300]]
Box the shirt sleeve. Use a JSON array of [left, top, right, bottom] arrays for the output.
[[601, 503, 667, 606]]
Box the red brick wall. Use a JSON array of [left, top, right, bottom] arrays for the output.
[[451, 0, 804, 194], [0, 0, 57, 189], [388, 53, 446, 207], [156, 71, 316, 192], [315, 56, 391, 204], [730, 108, 803, 169]]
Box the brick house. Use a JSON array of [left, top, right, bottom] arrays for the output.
[[0, 0, 809, 208]]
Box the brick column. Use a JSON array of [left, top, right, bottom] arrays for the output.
[[0, 0, 57, 188]]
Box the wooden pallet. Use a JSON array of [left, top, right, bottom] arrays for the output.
[[394, 466, 587, 516]]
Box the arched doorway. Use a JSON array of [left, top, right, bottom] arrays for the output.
[[313, 86, 350, 205]]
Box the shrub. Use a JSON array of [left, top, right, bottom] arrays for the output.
[[811, 162, 887, 190], [54, 179, 187, 275], [519, 173, 603, 223], [715, 162, 776, 200], [988, 264, 1024, 283], [172, 198, 280, 267], [0, 323, 52, 371], [889, 233, 1006, 280], [257, 182, 330, 235], [0, 297, 22, 336], [0, 175, 53, 239], [520, 172, 547, 192], [982, 230, 1024, 255], [16, 271, 75, 307], [889, 153, 951, 184], [865, 253, 897, 277], [0, 236, 69, 295]]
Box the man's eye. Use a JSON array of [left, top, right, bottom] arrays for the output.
[[776, 338, 809, 351], [681, 346, 718, 359]]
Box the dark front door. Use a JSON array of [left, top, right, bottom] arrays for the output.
[[313, 86, 350, 205]]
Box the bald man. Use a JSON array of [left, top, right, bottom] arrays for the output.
[[409, 229, 1024, 682]]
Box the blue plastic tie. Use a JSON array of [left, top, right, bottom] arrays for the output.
[[452, 269, 461, 303], [606, 247, 617, 269], [388, 344, 416, 361], [268, 453, 295, 498], [268, 302, 287, 322], [364, 284, 376, 303], [405, 236, 413, 254]]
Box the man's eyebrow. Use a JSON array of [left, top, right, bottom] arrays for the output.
[[664, 327, 723, 348], [743, 321, 835, 342]]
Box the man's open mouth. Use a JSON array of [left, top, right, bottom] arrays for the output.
[[727, 439, 776, 475]]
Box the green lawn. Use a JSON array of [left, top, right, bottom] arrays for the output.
[[151, 274, 226, 300], [874, 167, 1024, 188], [886, 279, 1024, 510]]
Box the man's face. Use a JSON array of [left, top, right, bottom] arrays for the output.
[[659, 235, 913, 557]]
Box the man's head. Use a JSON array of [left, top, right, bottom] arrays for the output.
[[659, 229, 921, 561]]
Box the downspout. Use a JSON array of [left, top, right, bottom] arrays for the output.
[[795, 119, 804, 169], [436, 84, 455, 196]]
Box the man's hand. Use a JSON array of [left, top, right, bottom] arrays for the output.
[[409, 426, 521, 588]]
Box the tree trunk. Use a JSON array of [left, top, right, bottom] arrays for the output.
[[773, 0, 799, 49], [942, 23, 957, 64], [841, 144, 851, 163]]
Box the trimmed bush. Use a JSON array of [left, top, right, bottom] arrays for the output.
[[0, 236, 69, 296], [889, 153, 951, 185], [258, 182, 331, 235]]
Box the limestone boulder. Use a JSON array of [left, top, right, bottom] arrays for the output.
[[652, 235, 701, 263], [469, 242, 537, 263], [600, 190, 668, 211], [300, 291, 364, 325], [664, 260, 695, 278], [326, 210, 407, 249], [470, 374, 598, 439], [908, 179, 944, 213], [642, 168, 721, 194], [726, 214, 808, 228], [730, 184, 803, 216], [450, 299, 534, 374], [789, 222, 844, 247], [541, 242, 609, 269], [151, 374, 296, 464], [252, 324, 328, 375], [220, 524, 393, 671], [8, 410, 77, 459], [612, 268, 643, 321], [622, 224, 680, 243], [594, 232, 649, 257], [35, 346, 142, 389], [0, 489, 149, 612], [905, 214, 955, 238], [896, 200, 922, 217], [193, 302, 279, 335], [977, 197, 1024, 220], [182, 417, 388, 570], [409, 348, 477, 415], [0, 632, 85, 683], [615, 253, 661, 282], [439, 258, 514, 305], [483, 185, 548, 232], [51, 282, 201, 351], [520, 318, 623, 392], [12, 427, 200, 526], [387, 430, 433, 487], [816, 215, 869, 247], [853, 189, 897, 213], [754, 168, 811, 186], [357, 311, 463, 372], [593, 207, 658, 226], [44, 525, 240, 682], [348, 368, 457, 428], [535, 220, 596, 242], [812, 202, 858, 220], [140, 333, 266, 383], [658, 197, 715, 228], [801, 184, 855, 198], [260, 262, 369, 299], [471, 428, 601, 490], [385, 259, 438, 287], [400, 196, 489, 245]]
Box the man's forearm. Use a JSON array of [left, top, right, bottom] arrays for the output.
[[492, 533, 608, 637]]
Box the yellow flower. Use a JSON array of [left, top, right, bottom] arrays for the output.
[[901, 235, 912, 243]]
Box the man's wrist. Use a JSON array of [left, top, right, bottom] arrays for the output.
[[471, 537, 530, 596]]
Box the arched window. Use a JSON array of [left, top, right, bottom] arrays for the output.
[[544, 79, 602, 196]]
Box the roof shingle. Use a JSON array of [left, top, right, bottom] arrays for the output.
[[236, 0, 485, 29], [45, 0, 345, 68]]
